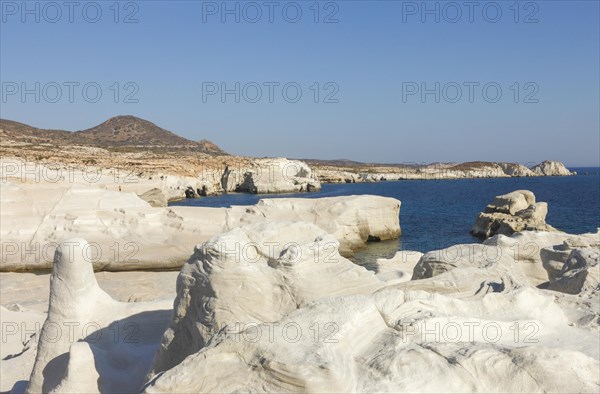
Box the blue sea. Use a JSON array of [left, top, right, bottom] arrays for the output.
[[171, 168, 600, 261]]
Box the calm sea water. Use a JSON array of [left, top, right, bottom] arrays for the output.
[[171, 168, 600, 260]]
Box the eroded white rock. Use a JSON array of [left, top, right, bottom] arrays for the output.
[[224, 158, 321, 194], [374, 250, 423, 285], [546, 247, 600, 296], [149, 222, 384, 376], [26, 239, 173, 393], [531, 160, 574, 176], [144, 225, 599, 393], [484, 230, 600, 285], [0, 183, 400, 271], [472, 190, 557, 238]]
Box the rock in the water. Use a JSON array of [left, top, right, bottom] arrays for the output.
[[472, 190, 557, 238], [184, 186, 198, 199], [486, 190, 535, 215]]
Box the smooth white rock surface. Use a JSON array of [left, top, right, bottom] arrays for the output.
[[0, 180, 400, 271], [143, 226, 599, 393], [26, 239, 173, 394], [3, 225, 598, 393], [374, 251, 423, 285]]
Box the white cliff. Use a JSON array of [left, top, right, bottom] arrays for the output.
[[531, 160, 574, 176], [313, 160, 572, 183], [0, 180, 400, 271], [0, 157, 322, 203], [221, 158, 321, 193]]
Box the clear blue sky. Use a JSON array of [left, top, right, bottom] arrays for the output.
[[1, 0, 598, 166]]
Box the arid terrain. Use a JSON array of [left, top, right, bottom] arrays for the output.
[[1, 117, 574, 198]]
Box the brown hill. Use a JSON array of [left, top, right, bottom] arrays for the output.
[[0, 119, 76, 145], [0, 116, 226, 155]]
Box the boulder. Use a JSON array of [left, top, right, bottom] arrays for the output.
[[413, 230, 600, 288], [518, 202, 548, 221], [539, 232, 600, 295], [472, 190, 557, 238], [485, 190, 535, 215]]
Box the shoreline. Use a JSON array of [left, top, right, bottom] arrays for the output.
[[1, 160, 598, 392]]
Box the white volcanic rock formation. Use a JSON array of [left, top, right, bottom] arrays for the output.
[[482, 230, 600, 286], [0, 269, 179, 393], [5, 228, 598, 393], [472, 190, 557, 238], [0, 157, 322, 202], [313, 161, 572, 183], [142, 226, 600, 393], [497, 162, 536, 177], [0, 305, 45, 392], [148, 222, 384, 376], [531, 160, 574, 176], [547, 248, 599, 295], [374, 250, 423, 285], [222, 158, 321, 193], [411, 243, 522, 281], [26, 239, 173, 393], [0, 156, 214, 202], [0, 181, 400, 271], [541, 235, 600, 295]]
